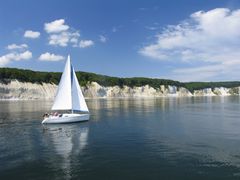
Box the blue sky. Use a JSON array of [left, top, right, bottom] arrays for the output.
[[1, 0, 240, 81]]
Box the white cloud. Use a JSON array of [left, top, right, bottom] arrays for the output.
[[17, 51, 32, 60], [44, 19, 69, 33], [44, 18, 95, 48], [79, 40, 94, 48], [139, 8, 240, 81], [7, 43, 28, 50], [70, 32, 80, 46], [39, 52, 64, 61], [0, 51, 32, 66], [99, 35, 107, 43], [24, 30, 40, 39], [48, 31, 80, 47], [49, 32, 69, 47], [44, 19, 82, 47]]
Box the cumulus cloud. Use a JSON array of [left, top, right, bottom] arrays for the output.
[[139, 8, 240, 81], [24, 30, 40, 38], [44, 19, 69, 33], [7, 43, 28, 50], [79, 40, 94, 48], [44, 19, 84, 47], [39, 52, 64, 61], [48, 31, 80, 47], [99, 35, 107, 43], [1, 43, 32, 66], [44, 18, 94, 48], [0, 51, 32, 66]]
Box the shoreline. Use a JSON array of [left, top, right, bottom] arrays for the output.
[[0, 95, 237, 101]]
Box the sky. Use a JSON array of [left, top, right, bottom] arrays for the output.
[[1, 0, 240, 82]]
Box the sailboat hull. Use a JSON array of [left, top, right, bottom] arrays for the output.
[[42, 113, 90, 124]]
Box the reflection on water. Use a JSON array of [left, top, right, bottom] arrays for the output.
[[1, 97, 240, 179], [42, 124, 88, 180]]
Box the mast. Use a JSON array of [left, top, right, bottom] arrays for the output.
[[69, 55, 74, 114]]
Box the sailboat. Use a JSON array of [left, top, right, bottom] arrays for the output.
[[42, 55, 90, 124]]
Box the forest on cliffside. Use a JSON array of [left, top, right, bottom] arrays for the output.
[[1, 67, 240, 92]]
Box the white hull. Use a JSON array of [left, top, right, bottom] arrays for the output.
[[42, 113, 90, 124]]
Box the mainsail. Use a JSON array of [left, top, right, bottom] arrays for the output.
[[51, 55, 89, 112]]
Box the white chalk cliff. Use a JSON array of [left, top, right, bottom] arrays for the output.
[[0, 80, 57, 100], [0, 80, 239, 100]]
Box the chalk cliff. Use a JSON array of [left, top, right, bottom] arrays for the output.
[[0, 80, 57, 100], [0, 80, 239, 100]]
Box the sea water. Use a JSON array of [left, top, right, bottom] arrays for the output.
[[1, 97, 240, 180]]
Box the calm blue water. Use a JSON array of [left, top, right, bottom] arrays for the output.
[[1, 97, 240, 179]]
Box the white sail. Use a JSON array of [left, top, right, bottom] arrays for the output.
[[51, 56, 72, 110], [51, 55, 89, 112], [71, 65, 89, 112]]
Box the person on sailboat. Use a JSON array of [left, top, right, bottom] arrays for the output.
[[43, 112, 49, 118]]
